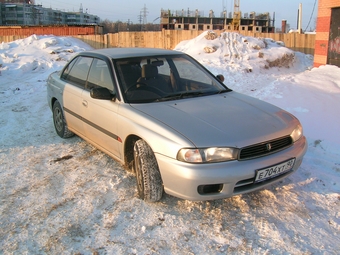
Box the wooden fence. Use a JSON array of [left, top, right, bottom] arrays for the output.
[[0, 29, 315, 55], [76, 30, 315, 55]]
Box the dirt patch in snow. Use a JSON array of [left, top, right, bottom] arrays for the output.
[[266, 53, 295, 68]]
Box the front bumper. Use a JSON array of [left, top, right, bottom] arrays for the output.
[[156, 136, 307, 201]]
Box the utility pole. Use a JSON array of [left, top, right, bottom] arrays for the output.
[[141, 4, 148, 31], [138, 12, 143, 31]]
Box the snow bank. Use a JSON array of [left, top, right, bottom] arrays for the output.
[[0, 34, 92, 77], [174, 30, 311, 73]]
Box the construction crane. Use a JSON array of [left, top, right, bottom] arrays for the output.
[[232, 0, 241, 30]]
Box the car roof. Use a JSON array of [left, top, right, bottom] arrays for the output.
[[79, 47, 183, 60]]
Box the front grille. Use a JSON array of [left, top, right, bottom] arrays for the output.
[[239, 136, 293, 160]]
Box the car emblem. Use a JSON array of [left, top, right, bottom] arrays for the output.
[[266, 143, 272, 151]]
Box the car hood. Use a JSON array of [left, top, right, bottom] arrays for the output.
[[131, 92, 297, 148]]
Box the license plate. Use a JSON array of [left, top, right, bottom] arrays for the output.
[[255, 158, 295, 183]]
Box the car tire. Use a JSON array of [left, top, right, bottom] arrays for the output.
[[52, 100, 74, 138], [133, 139, 163, 202]]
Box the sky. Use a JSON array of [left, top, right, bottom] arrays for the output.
[[36, 0, 318, 30]]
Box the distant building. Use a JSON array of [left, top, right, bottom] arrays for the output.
[[0, 0, 32, 3], [0, 1, 100, 26], [314, 0, 340, 67], [160, 9, 275, 33]]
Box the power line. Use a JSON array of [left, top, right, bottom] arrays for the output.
[[304, 0, 317, 32]]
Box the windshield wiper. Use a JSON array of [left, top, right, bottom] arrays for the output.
[[218, 88, 232, 94], [156, 89, 231, 102], [156, 91, 206, 102], [179, 91, 205, 98]]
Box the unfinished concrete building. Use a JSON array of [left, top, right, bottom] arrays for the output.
[[160, 8, 275, 33]]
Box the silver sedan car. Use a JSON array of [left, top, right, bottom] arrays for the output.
[[47, 48, 307, 202]]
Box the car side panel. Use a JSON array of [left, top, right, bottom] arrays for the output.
[[47, 72, 64, 109]]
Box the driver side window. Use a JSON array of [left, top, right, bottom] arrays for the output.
[[87, 59, 115, 92]]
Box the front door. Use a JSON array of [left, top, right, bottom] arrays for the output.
[[82, 58, 121, 159]]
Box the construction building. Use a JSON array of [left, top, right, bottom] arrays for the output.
[[160, 8, 275, 33], [0, 0, 100, 26]]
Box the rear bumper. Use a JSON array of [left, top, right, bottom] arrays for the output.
[[156, 136, 307, 201]]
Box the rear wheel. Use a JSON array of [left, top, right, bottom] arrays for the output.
[[133, 139, 163, 202], [52, 100, 74, 138]]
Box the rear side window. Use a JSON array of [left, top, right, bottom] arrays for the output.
[[62, 56, 92, 88], [61, 58, 76, 79]]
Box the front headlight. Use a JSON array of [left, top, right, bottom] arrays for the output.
[[290, 124, 303, 142], [177, 147, 239, 163]]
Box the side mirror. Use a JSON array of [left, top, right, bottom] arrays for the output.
[[90, 87, 115, 100], [216, 74, 225, 82]]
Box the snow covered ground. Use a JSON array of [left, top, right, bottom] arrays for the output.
[[0, 32, 339, 254]]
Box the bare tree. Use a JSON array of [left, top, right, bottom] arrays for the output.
[[100, 19, 160, 33]]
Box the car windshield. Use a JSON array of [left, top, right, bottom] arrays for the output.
[[114, 54, 231, 103]]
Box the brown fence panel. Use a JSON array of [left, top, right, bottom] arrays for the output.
[[107, 33, 119, 48], [0, 35, 25, 42], [75, 34, 106, 49], [239, 31, 315, 55]]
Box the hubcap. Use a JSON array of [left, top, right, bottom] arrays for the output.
[[54, 107, 63, 132]]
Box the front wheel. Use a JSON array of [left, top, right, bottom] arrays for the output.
[[52, 100, 74, 138], [133, 139, 163, 202]]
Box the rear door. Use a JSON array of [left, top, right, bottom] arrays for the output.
[[62, 56, 92, 135], [81, 58, 122, 159]]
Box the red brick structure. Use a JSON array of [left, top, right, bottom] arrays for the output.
[[314, 0, 340, 67]]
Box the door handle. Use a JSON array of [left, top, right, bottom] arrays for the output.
[[82, 100, 88, 107]]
